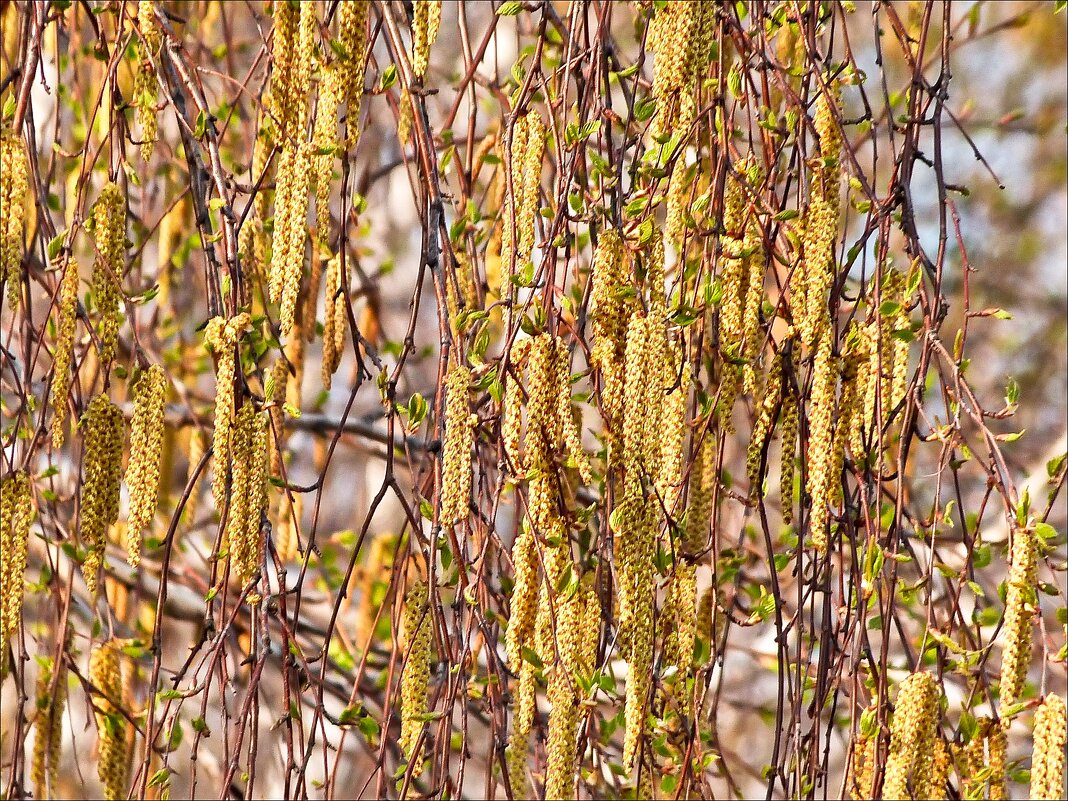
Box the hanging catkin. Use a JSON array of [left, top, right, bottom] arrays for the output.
[[411, 1, 442, 79], [441, 363, 475, 525], [589, 230, 633, 462], [89, 641, 130, 801], [337, 1, 369, 147], [135, 2, 161, 162], [125, 364, 167, 563], [49, 257, 81, 447], [1030, 693, 1067, 800], [806, 327, 836, 553], [400, 579, 432, 773], [31, 656, 67, 800], [80, 395, 125, 597], [1, 123, 28, 307], [998, 523, 1039, 707], [88, 182, 126, 363], [0, 470, 32, 654], [882, 671, 940, 800], [320, 254, 347, 388]]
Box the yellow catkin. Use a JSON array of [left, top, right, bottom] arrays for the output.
[[337, 1, 370, 147], [0, 470, 32, 653], [1030, 693, 1067, 800], [135, 2, 161, 162], [590, 230, 634, 461], [1, 124, 28, 307], [657, 357, 689, 508], [740, 180, 767, 398], [999, 523, 1039, 707], [506, 521, 538, 673], [400, 579, 432, 772], [831, 323, 869, 502], [806, 327, 836, 552], [313, 64, 341, 236], [623, 314, 665, 483], [125, 364, 167, 563], [555, 338, 593, 485], [663, 560, 698, 680], [81, 395, 125, 597], [687, 435, 716, 550], [89, 641, 129, 801], [303, 242, 325, 344], [501, 339, 530, 473], [499, 112, 543, 298], [271, 142, 313, 337], [883, 671, 940, 800], [267, 357, 289, 477], [228, 404, 268, 595], [321, 254, 347, 388], [544, 578, 587, 800], [411, 0, 442, 78], [89, 182, 126, 363], [957, 715, 994, 799], [648, 1, 708, 136], [850, 703, 879, 800], [927, 737, 951, 800], [988, 720, 1008, 800], [507, 659, 536, 797], [49, 256, 81, 447], [779, 389, 798, 525], [32, 656, 67, 800], [717, 166, 748, 432], [441, 363, 475, 525], [274, 490, 301, 564]]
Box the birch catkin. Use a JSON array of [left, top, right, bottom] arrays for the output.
[[80, 395, 125, 597], [999, 523, 1039, 706], [31, 656, 67, 800], [1030, 693, 1067, 800], [0, 470, 32, 654], [125, 364, 167, 563], [883, 671, 940, 800], [89, 641, 129, 801], [89, 182, 126, 363], [400, 579, 432, 773], [441, 363, 475, 525], [135, 2, 161, 162], [1, 124, 28, 307], [50, 257, 81, 447], [411, 1, 442, 79]]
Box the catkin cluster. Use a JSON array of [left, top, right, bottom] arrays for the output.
[[999, 523, 1039, 706], [1030, 693, 1067, 800], [1, 124, 28, 307], [1, 470, 32, 654], [89, 182, 126, 364], [797, 83, 843, 347], [205, 313, 250, 515], [400, 579, 433, 773], [337, 1, 370, 146], [80, 394, 125, 597], [49, 257, 81, 447], [269, 1, 317, 337], [89, 641, 129, 801], [125, 364, 167, 563], [227, 402, 268, 595], [883, 671, 941, 800], [499, 112, 544, 299], [31, 656, 67, 800], [806, 328, 836, 552], [135, 1, 161, 162], [320, 254, 347, 388], [647, 0, 715, 136], [441, 363, 475, 525], [411, 0, 442, 78]]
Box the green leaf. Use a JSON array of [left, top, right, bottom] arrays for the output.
[[47, 230, 68, 261], [496, 1, 523, 15], [194, 110, 206, 139]]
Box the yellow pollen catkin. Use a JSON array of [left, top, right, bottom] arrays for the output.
[[313, 64, 341, 236], [0, 470, 33, 654], [228, 403, 268, 595], [589, 230, 634, 461], [135, 2, 161, 162], [273, 491, 301, 564], [999, 523, 1039, 707], [988, 720, 1008, 800], [543, 578, 587, 800], [741, 183, 767, 398], [499, 112, 543, 299], [555, 338, 593, 485], [89, 641, 130, 801], [80, 394, 125, 597], [271, 142, 313, 337], [125, 364, 167, 563], [747, 346, 784, 499], [657, 357, 689, 508], [718, 166, 749, 431], [806, 327, 836, 552], [49, 256, 81, 447], [411, 0, 442, 79], [441, 363, 475, 525], [184, 426, 207, 526], [239, 110, 273, 284], [337, 1, 369, 147], [32, 656, 67, 800], [1030, 693, 1067, 800], [849, 703, 879, 800], [321, 254, 347, 389], [400, 579, 433, 773], [883, 671, 941, 800], [205, 313, 250, 515], [89, 182, 126, 363], [506, 522, 538, 673], [1, 124, 29, 307], [501, 339, 531, 473]]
